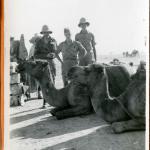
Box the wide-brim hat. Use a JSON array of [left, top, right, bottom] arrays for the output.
[[29, 34, 41, 43], [40, 25, 52, 34], [78, 17, 90, 27]]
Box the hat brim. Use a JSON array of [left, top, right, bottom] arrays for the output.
[[40, 31, 52, 34], [78, 22, 90, 27]]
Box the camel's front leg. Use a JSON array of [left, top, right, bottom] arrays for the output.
[[55, 106, 90, 120], [111, 118, 145, 133], [49, 107, 68, 116]]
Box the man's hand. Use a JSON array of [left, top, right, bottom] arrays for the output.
[[47, 53, 55, 59]]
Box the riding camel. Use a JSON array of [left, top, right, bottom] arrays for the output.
[[68, 63, 145, 133], [16, 60, 92, 119]]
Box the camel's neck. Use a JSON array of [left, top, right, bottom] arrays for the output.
[[88, 73, 106, 96], [36, 68, 58, 106]]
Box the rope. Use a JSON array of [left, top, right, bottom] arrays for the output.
[[103, 65, 138, 120], [103, 67, 116, 100]]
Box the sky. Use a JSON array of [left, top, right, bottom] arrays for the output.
[[8, 0, 148, 55]]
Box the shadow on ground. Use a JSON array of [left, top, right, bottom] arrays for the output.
[[10, 109, 105, 140], [41, 128, 145, 150], [10, 109, 49, 124]]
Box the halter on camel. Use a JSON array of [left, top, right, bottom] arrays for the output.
[[41, 61, 54, 85]]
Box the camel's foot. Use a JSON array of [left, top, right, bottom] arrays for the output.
[[111, 118, 145, 133]]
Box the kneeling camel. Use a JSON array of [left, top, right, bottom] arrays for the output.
[[68, 64, 145, 133], [16, 60, 92, 119]]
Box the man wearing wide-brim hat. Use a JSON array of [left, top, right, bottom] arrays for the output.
[[75, 18, 97, 66], [34, 25, 61, 108]]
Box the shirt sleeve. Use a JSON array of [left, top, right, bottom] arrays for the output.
[[75, 34, 79, 41], [91, 33, 96, 46]]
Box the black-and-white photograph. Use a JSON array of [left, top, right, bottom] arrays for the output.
[[6, 0, 148, 149]]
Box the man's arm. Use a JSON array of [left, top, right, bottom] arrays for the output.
[[76, 41, 87, 58], [91, 33, 97, 61], [54, 42, 63, 64], [75, 34, 79, 42]]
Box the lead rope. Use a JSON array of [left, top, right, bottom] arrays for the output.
[[47, 63, 54, 85], [103, 66, 137, 120]]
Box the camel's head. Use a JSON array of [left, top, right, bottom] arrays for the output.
[[67, 64, 104, 85], [16, 59, 48, 79], [133, 62, 146, 81]]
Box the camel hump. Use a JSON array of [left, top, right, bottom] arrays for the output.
[[106, 66, 130, 97]]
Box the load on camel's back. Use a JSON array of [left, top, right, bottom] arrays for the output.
[[68, 62, 146, 133]]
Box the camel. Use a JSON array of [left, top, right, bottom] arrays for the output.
[[131, 50, 140, 57], [16, 60, 92, 120], [123, 50, 139, 57], [68, 63, 145, 133]]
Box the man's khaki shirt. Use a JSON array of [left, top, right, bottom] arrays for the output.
[[57, 40, 86, 61], [75, 30, 96, 52]]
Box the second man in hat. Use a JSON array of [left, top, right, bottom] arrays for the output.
[[75, 18, 97, 66]]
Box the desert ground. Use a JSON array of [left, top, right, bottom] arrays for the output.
[[10, 54, 146, 150]]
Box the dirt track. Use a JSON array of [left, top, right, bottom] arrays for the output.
[[10, 55, 145, 150]]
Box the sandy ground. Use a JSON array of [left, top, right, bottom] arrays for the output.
[[10, 55, 146, 150]]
